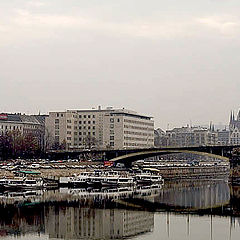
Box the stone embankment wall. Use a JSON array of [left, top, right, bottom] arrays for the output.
[[0, 166, 230, 181], [151, 166, 230, 180], [0, 168, 91, 179]]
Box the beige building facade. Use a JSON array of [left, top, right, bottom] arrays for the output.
[[0, 113, 45, 137], [45, 107, 154, 150]]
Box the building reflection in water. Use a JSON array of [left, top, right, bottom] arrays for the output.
[[0, 206, 44, 237], [156, 181, 230, 209], [0, 180, 238, 239], [45, 206, 154, 239], [0, 205, 153, 239]]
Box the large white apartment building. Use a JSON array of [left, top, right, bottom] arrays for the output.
[[45, 107, 154, 150]]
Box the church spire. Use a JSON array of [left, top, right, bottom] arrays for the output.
[[230, 111, 232, 124], [237, 109, 240, 121]]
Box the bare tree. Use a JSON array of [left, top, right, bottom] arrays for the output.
[[44, 128, 53, 151], [21, 133, 39, 157], [83, 134, 97, 149], [0, 130, 41, 159]]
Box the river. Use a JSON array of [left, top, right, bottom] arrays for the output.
[[0, 179, 239, 240]]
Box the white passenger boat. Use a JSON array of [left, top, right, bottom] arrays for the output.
[[0, 179, 8, 192], [4, 177, 25, 189], [72, 175, 89, 187], [134, 173, 164, 185], [118, 176, 134, 186], [134, 174, 152, 185], [102, 176, 119, 186], [150, 175, 164, 184], [87, 176, 104, 187], [3, 177, 44, 190], [0, 178, 8, 189], [23, 179, 43, 189], [61, 170, 164, 189]]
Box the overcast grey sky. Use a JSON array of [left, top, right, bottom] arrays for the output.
[[1, 0, 240, 129]]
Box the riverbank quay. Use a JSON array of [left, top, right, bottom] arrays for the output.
[[0, 161, 103, 178], [147, 165, 230, 180], [0, 167, 99, 179], [0, 165, 230, 182]]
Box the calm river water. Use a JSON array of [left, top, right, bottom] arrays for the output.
[[0, 180, 239, 240]]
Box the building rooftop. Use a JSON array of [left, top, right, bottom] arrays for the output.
[[0, 113, 46, 125], [50, 107, 153, 119]]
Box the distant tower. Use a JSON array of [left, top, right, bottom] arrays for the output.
[[209, 121, 212, 131], [230, 111, 233, 124], [229, 109, 240, 145], [229, 111, 234, 130], [237, 110, 240, 121]]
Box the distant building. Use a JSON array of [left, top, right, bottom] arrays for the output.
[[154, 128, 167, 147], [0, 113, 46, 147], [45, 107, 154, 150], [229, 110, 240, 145], [217, 129, 230, 145], [155, 125, 218, 147], [0, 113, 46, 135]]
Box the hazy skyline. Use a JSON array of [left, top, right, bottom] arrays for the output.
[[1, 0, 240, 129]]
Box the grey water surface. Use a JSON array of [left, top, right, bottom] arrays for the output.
[[0, 180, 239, 240]]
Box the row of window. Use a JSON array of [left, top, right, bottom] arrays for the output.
[[60, 114, 96, 119], [124, 119, 154, 127], [56, 113, 64, 117], [124, 125, 154, 131], [78, 126, 96, 130], [124, 136, 154, 141], [1, 124, 39, 130], [79, 115, 95, 119], [79, 121, 96, 124], [56, 119, 97, 125], [1, 125, 22, 130], [124, 130, 153, 137], [124, 142, 153, 147], [110, 118, 120, 123], [66, 135, 96, 141], [66, 132, 96, 136], [55, 131, 96, 136]]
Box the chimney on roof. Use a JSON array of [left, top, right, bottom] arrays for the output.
[[98, 106, 101, 110]]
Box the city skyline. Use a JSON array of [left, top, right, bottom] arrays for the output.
[[1, 0, 240, 129], [0, 106, 238, 130]]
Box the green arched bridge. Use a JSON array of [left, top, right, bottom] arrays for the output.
[[47, 145, 240, 164], [109, 149, 229, 164]]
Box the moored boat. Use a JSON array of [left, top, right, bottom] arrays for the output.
[[4, 177, 25, 190], [0, 178, 8, 191], [3, 177, 44, 190], [22, 178, 43, 189], [102, 176, 119, 186]]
